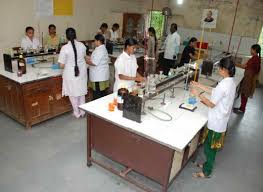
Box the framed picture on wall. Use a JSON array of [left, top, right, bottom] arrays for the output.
[[201, 9, 218, 29]]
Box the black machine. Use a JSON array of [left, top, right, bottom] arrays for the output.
[[123, 94, 142, 123], [201, 60, 214, 76], [3, 54, 13, 73]]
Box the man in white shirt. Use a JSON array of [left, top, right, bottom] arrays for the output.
[[21, 26, 40, 51], [110, 23, 120, 41], [162, 23, 181, 75], [97, 23, 110, 41]]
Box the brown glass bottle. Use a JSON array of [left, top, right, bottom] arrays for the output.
[[18, 54, 26, 74], [117, 88, 129, 111]]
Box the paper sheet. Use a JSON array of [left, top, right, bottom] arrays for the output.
[[35, 0, 53, 17]]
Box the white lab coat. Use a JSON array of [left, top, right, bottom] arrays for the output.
[[58, 40, 88, 97], [208, 77, 236, 133], [21, 36, 40, 51], [110, 29, 119, 41], [163, 32, 180, 60], [89, 44, 109, 82], [113, 51, 138, 92]]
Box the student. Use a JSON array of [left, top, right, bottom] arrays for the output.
[[97, 23, 110, 40], [190, 57, 236, 178], [21, 26, 40, 51], [146, 27, 157, 74], [234, 44, 261, 113], [204, 10, 214, 23], [58, 28, 88, 118], [113, 38, 145, 92], [86, 34, 110, 100], [43, 24, 60, 49], [162, 23, 181, 75], [110, 23, 120, 41], [179, 37, 197, 67]]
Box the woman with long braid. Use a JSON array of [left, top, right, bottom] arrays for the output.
[[59, 28, 88, 118], [234, 44, 261, 114]]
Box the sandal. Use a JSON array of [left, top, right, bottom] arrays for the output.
[[194, 162, 204, 169], [197, 163, 203, 169], [192, 172, 209, 179]]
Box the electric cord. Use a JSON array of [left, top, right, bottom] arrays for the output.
[[146, 106, 173, 121]]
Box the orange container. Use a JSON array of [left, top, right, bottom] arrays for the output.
[[108, 103, 115, 112]]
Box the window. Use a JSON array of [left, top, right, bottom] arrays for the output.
[[258, 26, 263, 55], [148, 11, 165, 39]]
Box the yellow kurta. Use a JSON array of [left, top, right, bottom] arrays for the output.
[[43, 34, 61, 49]]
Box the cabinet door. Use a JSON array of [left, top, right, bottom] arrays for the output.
[[51, 77, 72, 115], [0, 76, 25, 122], [122, 13, 144, 38], [0, 76, 8, 112], [24, 88, 52, 121]]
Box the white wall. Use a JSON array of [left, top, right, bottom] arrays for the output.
[[169, 0, 263, 39], [0, 0, 168, 58]]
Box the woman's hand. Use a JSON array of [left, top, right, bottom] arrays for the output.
[[235, 63, 247, 69], [190, 88, 200, 97], [135, 76, 145, 82], [85, 56, 92, 65]]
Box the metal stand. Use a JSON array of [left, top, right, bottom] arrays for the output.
[[161, 93, 166, 105], [170, 87, 175, 98]]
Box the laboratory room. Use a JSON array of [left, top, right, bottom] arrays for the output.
[[0, 0, 263, 191]]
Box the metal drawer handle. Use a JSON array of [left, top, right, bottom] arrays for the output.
[[32, 102, 38, 107], [49, 96, 54, 101]]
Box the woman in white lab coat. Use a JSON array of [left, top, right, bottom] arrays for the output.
[[113, 38, 145, 92], [58, 28, 88, 118], [190, 57, 236, 178], [21, 26, 40, 51], [86, 34, 109, 100], [146, 27, 157, 75]]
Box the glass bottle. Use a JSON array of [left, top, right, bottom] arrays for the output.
[[18, 54, 26, 74]]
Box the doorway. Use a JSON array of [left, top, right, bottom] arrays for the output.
[[258, 26, 263, 55]]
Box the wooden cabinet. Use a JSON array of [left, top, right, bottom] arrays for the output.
[[0, 76, 24, 122], [0, 75, 72, 129], [122, 13, 144, 38], [23, 82, 52, 126], [51, 77, 72, 115]]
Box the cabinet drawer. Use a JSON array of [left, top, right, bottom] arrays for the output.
[[22, 79, 52, 95]]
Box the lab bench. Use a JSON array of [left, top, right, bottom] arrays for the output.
[[79, 66, 244, 192], [0, 60, 72, 129]]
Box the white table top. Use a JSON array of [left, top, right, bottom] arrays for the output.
[[0, 60, 63, 84], [80, 68, 244, 152]]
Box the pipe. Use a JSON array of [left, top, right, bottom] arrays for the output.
[[227, 0, 240, 52]]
